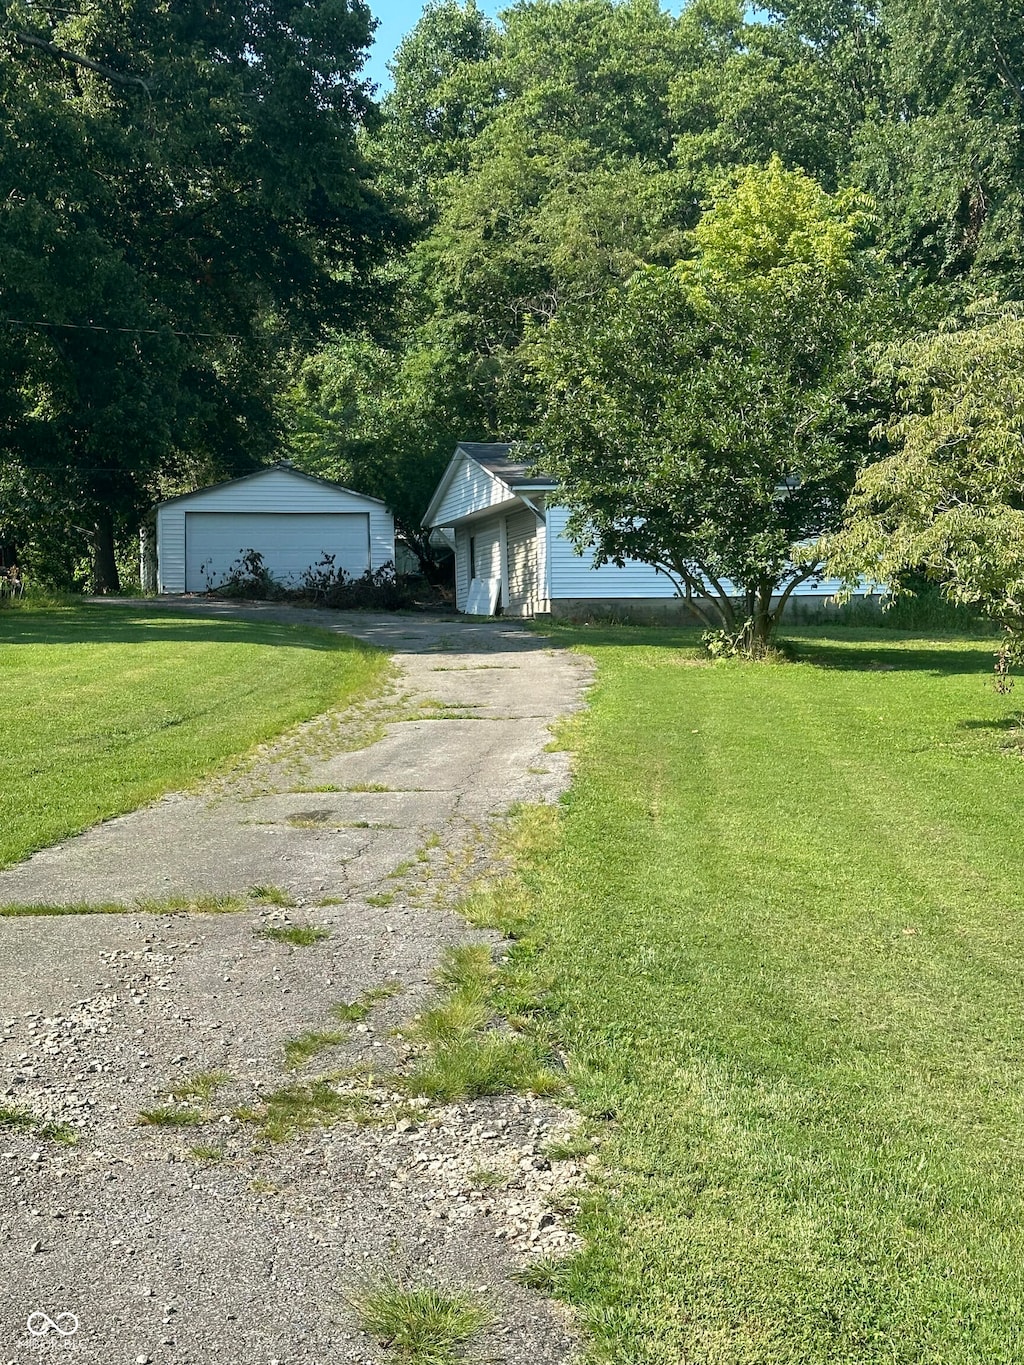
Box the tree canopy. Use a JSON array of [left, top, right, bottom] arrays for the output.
[[529, 160, 888, 648], [824, 307, 1024, 652], [290, 0, 1024, 598], [1, 0, 397, 589]]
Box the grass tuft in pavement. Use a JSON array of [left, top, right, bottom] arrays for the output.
[[168, 1071, 231, 1102], [0, 893, 248, 917], [257, 923, 331, 946], [248, 884, 296, 907], [399, 944, 564, 1103], [329, 982, 402, 1023], [283, 1029, 348, 1070], [237, 1079, 368, 1142], [137, 1105, 206, 1128], [353, 1279, 489, 1364], [0, 1104, 79, 1145]]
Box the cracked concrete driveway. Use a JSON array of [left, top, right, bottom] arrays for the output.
[[0, 606, 592, 1365]]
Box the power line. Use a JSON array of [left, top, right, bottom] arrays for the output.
[[3, 317, 244, 341]]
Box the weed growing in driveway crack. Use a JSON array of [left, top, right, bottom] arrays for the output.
[[248, 884, 295, 907], [257, 923, 331, 946], [330, 981, 402, 1024], [0, 893, 249, 917], [0, 1105, 79, 1144], [168, 1071, 231, 1102], [188, 1143, 226, 1162], [510, 1258, 563, 1293], [399, 944, 564, 1103], [352, 1280, 489, 1364], [138, 1105, 206, 1128], [237, 1078, 369, 1142], [283, 1029, 348, 1070]]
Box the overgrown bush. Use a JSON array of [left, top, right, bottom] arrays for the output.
[[207, 549, 286, 600], [298, 556, 420, 610]]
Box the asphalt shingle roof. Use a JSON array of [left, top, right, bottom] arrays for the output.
[[456, 442, 556, 488]]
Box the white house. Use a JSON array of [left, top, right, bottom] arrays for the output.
[[154, 463, 395, 594], [423, 442, 855, 620]]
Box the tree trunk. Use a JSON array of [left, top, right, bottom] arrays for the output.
[[92, 509, 120, 594], [748, 584, 775, 655]]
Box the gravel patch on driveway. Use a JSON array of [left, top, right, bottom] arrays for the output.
[[0, 607, 592, 1365]]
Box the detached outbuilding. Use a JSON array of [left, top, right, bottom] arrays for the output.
[[154, 463, 394, 594], [423, 442, 853, 620]]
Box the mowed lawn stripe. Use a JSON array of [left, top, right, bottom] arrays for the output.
[[530, 628, 1024, 1364], [0, 607, 387, 870]]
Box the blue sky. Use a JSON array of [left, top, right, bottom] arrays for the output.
[[361, 2, 760, 95], [362, 0, 504, 94]]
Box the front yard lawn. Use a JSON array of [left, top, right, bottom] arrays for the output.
[[522, 625, 1024, 1364], [0, 605, 386, 869]]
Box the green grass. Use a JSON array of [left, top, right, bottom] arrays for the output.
[[137, 1105, 206, 1128], [330, 982, 402, 1023], [353, 1280, 489, 1364], [236, 1078, 369, 1142], [0, 605, 388, 869], [0, 1104, 79, 1144], [257, 923, 331, 946], [248, 884, 296, 907], [504, 623, 1024, 1365], [283, 1029, 348, 1070], [0, 893, 249, 917], [400, 944, 564, 1103], [168, 1071, 230, 1102]]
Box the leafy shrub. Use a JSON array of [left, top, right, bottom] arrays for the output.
[[298, 556, 419, 609], [207, 548, 286, 600]]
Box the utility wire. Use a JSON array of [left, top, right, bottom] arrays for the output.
[[3, 317, 244, 340]]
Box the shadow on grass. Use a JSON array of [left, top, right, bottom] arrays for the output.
[[786, 630, 1001, 677], [1, 601, 561, 657], [541, 619, 1001, 677], [0, 606, 362, 653]]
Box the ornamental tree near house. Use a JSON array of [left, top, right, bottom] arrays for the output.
[[824, 307, 1024, 674], [530, 158, 889, 652]]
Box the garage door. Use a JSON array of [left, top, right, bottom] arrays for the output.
[[184, 512, 370, 592]]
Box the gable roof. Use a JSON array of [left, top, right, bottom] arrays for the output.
[[422, 442, 557, 527], [155, 461, 388, 509], [455, 442, 555, 488]]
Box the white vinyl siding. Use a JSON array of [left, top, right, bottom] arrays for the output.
[[505, 508, 545, 615], [470, 522, 501, 580], [156, 467, 394, 593], [546, 506, 672, 598], [456, 518, 502, 615], [454, 526, 471, 610], [429, 456, 510, 526], [545, 506, 850, 601]]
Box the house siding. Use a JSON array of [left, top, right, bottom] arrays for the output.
[[429, 456, 509, 527], [546, 506, 674, 598], [546, 506, 852, 602], [505, 507, 545, 616], [454, 526, 471, 610], [156, 468, 393, 593]]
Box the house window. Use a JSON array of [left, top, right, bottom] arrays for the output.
[[469, 535, 477, 580]]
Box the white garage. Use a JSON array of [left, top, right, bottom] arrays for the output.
[[154, 464, 394, 594]]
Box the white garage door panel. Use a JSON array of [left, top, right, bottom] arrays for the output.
[[185, 512, 370, 591]]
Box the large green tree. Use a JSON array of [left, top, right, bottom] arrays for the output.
[[530, 160, 888, 649], [0, 0, 396, 590], [825, 307, 1024, 656]]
